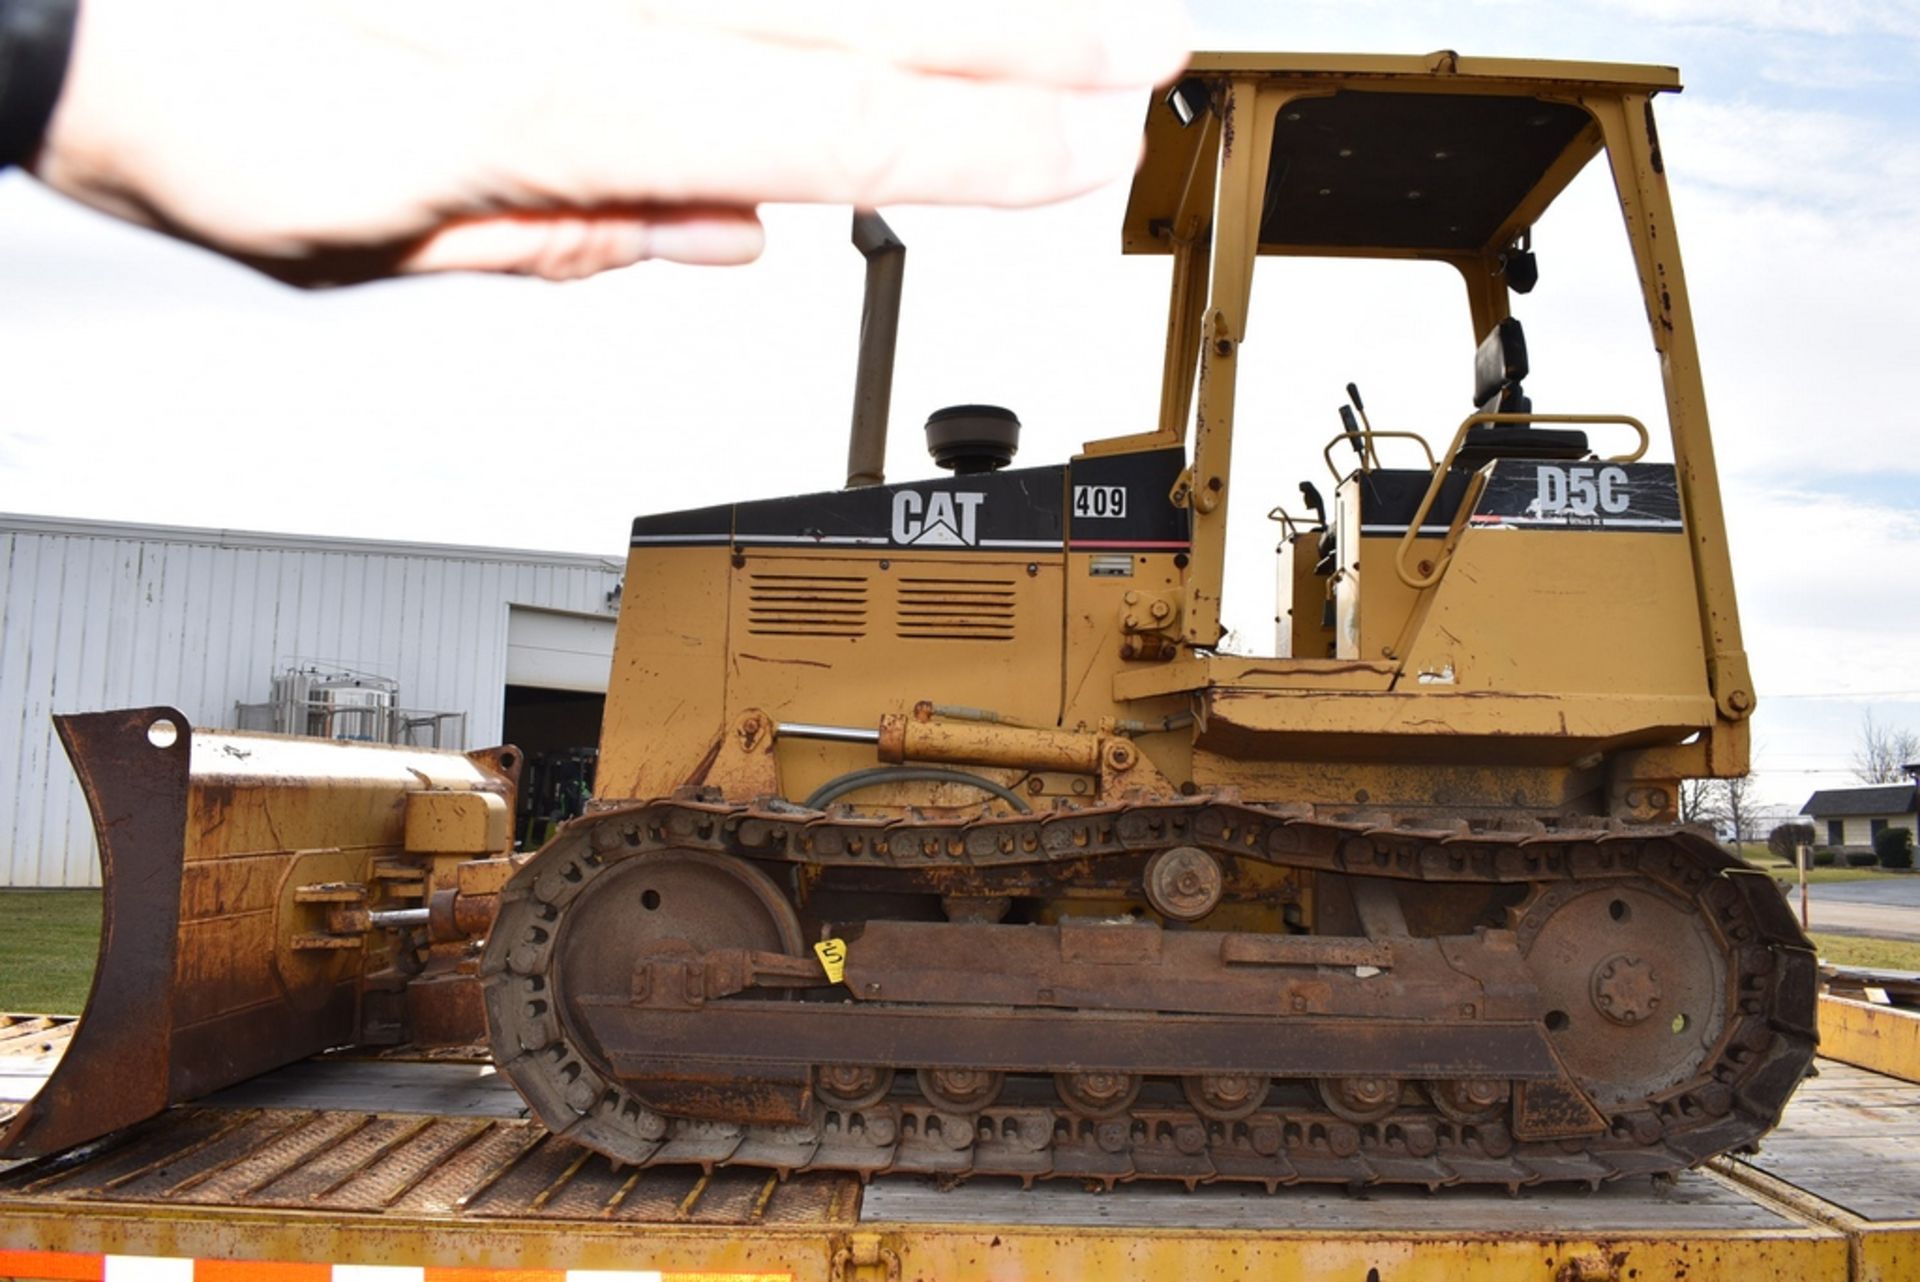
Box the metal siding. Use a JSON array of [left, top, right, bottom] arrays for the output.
[[335, 551, 360, 667], [24, 537, 63, 885], [1, 533, 41, 883], [151, 543, 187, 723], [44, 535, 94, 886], [222, 548, 262, 726], [1, 519, 621, 887], [182, 544, 218, 724]]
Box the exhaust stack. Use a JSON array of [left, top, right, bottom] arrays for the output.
[[846, 210, 905, 489]]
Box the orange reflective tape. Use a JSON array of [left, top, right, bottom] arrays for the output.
[[0, 1250, 105, 1281], [194, 1262, 329, 1282], [424, 1271, 564, 1282]]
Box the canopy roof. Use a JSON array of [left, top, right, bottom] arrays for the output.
[[1125, 51, 1681, 259]]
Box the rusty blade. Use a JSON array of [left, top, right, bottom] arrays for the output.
[[2, 706, 520, 1160], [0, 707, 191, 1158]]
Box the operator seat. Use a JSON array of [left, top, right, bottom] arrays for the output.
[[1452, 317, 1590, 470]]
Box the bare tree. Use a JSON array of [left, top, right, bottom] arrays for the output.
[[1719, 774, 1757, 848], [1678, 776, 1754, 848], [1853, 712, 1920, 785], [1680, 779, 1722, 828]]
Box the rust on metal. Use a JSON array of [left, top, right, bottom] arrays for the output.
[[0, 709, 192, 1158], [478, 797, 1812, 1187], [2, 709, 519, 1161]]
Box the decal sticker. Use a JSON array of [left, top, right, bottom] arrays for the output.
[[890, 490, 986, 546], [1072, 484, 1128, 518], [1470, 461, 1684, 533]]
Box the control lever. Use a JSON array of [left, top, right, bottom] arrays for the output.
[[1338, 405, 1367, 462], [1297, 481, 1327, 529], [1342, 383, 1379, 468]]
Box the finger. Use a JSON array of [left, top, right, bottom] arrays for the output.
[[399, 206, 765, 279], [632, 0, 1192, 91], [505, 32, 1153, 211]]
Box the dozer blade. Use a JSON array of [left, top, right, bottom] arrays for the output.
[[1, 706, 517, 1160]]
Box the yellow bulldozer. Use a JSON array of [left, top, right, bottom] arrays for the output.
[[3, 51, 1814, 1189]]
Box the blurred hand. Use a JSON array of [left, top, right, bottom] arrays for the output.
[[31, 0, 1190, 284]]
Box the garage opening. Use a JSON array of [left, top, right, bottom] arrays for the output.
[[503, 686, 603, 848], [503, 606, 618, 849]]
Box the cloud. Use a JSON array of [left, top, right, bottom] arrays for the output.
[[1593, 0, 1920, 40], [1665, 99, 1920, 218]]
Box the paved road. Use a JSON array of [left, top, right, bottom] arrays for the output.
[[1765, 875, 1920, 942]]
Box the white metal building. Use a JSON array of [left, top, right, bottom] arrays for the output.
[[1, 513, 625, 887]]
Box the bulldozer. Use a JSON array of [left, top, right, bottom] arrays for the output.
[[3, 51, 1815, 1189]]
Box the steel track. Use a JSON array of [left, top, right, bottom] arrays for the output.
[[482, 797, 1817, 1189]]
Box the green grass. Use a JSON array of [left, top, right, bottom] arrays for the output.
[[1810, 932, 1920, 972], [1743, 848, 1909, 884], [1767, 866, 1909, 885], [0, 890, 102, 1015]]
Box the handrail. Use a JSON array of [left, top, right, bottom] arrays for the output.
[[1321, 430, 1437, 483], [1392, 411, 1652, 591], [1265, 506, 1306, 538]]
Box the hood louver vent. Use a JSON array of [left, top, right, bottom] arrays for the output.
[[897, 577, 1016, 642], [747, 573, 868, 638]]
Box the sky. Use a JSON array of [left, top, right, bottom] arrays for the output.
[[0, 1, 1914, 815]]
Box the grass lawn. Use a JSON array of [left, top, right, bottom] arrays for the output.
[[0, 890, 101, 1015], [1767, 866, 1912, 885], [1810, 932, 1920, 972], [1743, 848, 1912, 885]]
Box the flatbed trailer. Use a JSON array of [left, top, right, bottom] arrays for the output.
[[0, 998, 1914, 1282]]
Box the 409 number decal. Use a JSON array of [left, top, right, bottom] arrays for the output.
[[1073, 485, 1127, 518]]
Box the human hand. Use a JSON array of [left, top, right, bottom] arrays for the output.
[[31, 0, 1190, 284]]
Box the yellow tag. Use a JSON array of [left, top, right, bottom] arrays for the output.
[[813, 937, 848, 984]]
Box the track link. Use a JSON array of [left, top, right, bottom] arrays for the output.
[[482, 797, 1817, 1189]]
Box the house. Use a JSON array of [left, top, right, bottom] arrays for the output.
[[1800, 780, 1919, 851]]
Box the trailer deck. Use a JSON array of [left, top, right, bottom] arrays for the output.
[[1, 1002, 1915, 1281]]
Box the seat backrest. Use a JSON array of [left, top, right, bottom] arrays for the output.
[[1473, 316, 1531, 416]]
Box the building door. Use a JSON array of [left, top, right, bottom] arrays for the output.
[[504, 607, 617, 848]]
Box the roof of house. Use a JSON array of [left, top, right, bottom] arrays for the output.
[[1800, 784, 1919, 818]]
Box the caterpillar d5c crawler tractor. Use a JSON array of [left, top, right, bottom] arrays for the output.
[[4, 52, 1815, 1189]]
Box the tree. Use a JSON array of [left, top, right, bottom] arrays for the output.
[[1719, 774, 1758, 847], [1853, 711, 1920, 785], [1679, 776, 1755, 847], [1679, 779, 1721, 828]]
